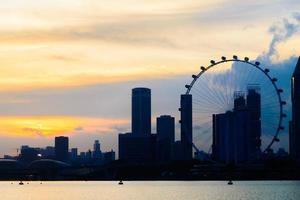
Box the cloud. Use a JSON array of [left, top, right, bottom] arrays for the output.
[[261, 12, 300, 61], [74, 126, 83, 132], [0, 116, 129, 138], [1, 1, 300, 156], [189, 13, 300, 152]]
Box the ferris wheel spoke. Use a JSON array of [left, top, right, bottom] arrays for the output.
[[192, 83, 224, 107], [192, 92, 224, 108], [201, 75, 228, 107], [192, 91, 226, 110], [221, 70, 231, 106], [188, 58, 284, 153], [195, 76, 225, 106], [193, 99, 225, 111], [212, 72, 231, 107]]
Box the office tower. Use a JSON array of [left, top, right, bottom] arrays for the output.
[[246, 86, 262, 161], [156, 115, 175, 162], [132, 88, 151, 136], [233, 109, 251, 162], [19, 145, 38, 163], [118, 87, 155, 163], [291, 57, 300, 162], [93, 140, 102, 160], [55, 136, 69, 162], [212, 111, 234, 162], [70, 148, 78, 160], [212, 92, 253, 163], [234, 91, 246, 111], [103, 150, 116, 163], [180, 94, 193, 160], [39, 146, 55, 158]]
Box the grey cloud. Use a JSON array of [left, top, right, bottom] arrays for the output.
[[263, 13, 300, 60], [74, 126, 84, 132]]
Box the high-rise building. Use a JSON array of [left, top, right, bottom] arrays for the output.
[[86, 150, 92, 161], [156, 115, 175, 162], [55, 136, 69, 162], [291, 57, 300, 163], [19, 145, 39, 163], [212, 91, 258, 164], [38, 146, 55, 158], [70, 148, 78, 161], [93, 140, 102, 160], [132, 88, 151, 136], [103, 150, 116, 163], [234, 91, 246, 111], [212, 111, 234, 162], [246, 86, 262, 161], [119, 87, 155, 163], [180, 94, 193, 160]]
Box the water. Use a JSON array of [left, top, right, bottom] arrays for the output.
[[0, 181, 299, 200]]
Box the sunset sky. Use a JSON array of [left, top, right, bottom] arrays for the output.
[[0, 0, 300, 156]]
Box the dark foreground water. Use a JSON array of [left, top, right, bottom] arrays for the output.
[[0, 181, 299, 200]]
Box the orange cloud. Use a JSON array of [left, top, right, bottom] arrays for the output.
[[0, 68, 188, 92], [0, 116, 129, 137]]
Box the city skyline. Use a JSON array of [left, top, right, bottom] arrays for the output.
[[1, 1, 300, 156]]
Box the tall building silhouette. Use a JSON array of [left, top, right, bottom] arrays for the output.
[[93, 140, 102, 160], [213, 92, 250, 163], [132, 88, 151, 136], [19, 145, 39, 163], [212, 89, 261, 164], [156, 115, 175, 162], [290, 57, 300, 163], [70, 148, 78, 161], [55, 136, 69, 162], [246, 86, 262, 161], [234, 91, 246, 111], [180, 94, 193, 160], [119, 87, 155, 163]]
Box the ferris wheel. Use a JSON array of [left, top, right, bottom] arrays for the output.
[[184, 55, 286, 155]]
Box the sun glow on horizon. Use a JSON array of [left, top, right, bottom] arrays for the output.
[[0, 116, 129, 137], [0, 0, 299, 155]]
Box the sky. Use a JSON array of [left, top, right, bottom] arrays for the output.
[[0, 0, 300, 157]]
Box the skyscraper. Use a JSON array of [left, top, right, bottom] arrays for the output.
[[291, 57, 300, 163], [212, 90, 259, 164], [70, 148, 78, 161], [180, 94, 193, 160], [132, 88, 151, 136], [93, 140, 102, 160], [118, 87, 155, 163], [156, 115, 175, 162], [234, 91, 246, 111], [246, 86, 262, 161], [55, 136, 69, 162], [212, 111, 234, 162]]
